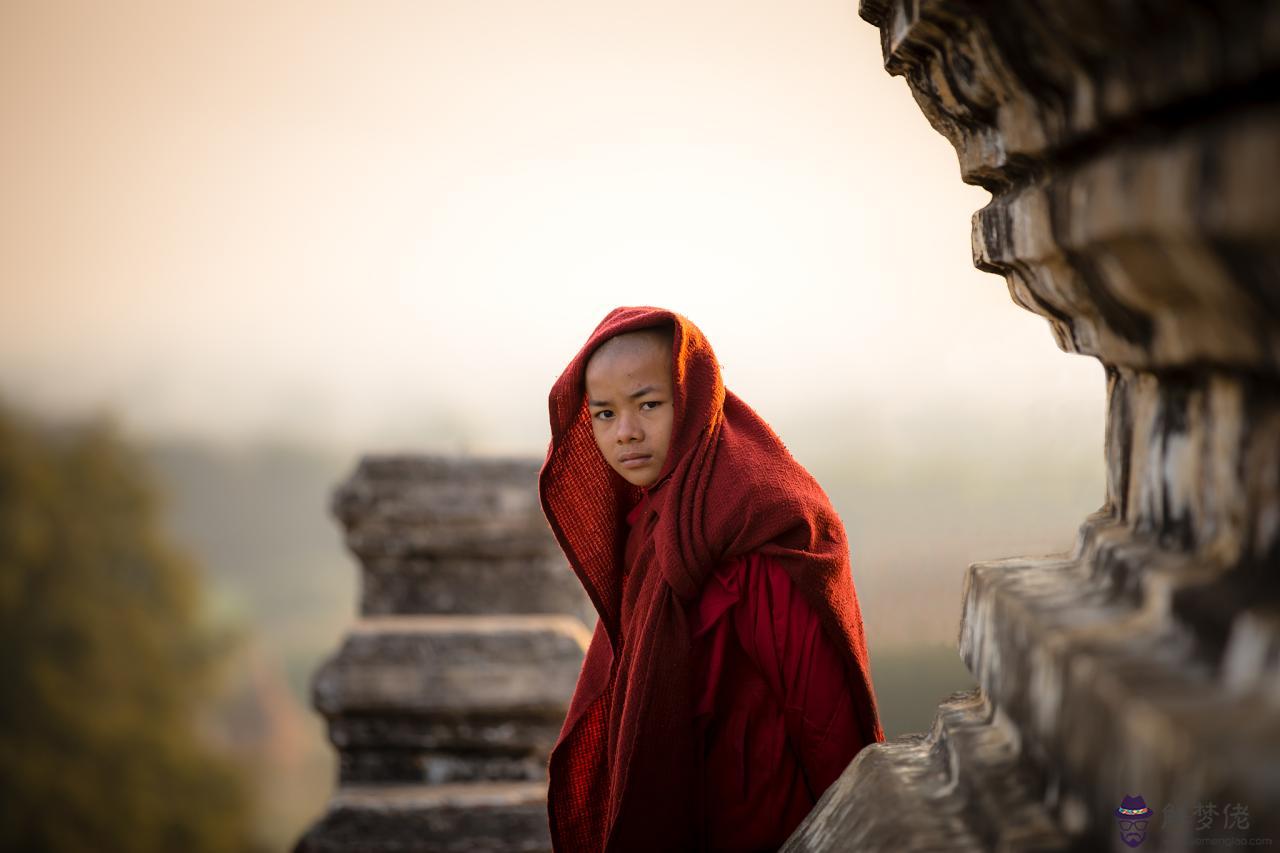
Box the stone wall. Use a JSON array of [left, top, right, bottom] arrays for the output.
[[785, 3, 1280, 851], [294, 456, 591, 853]]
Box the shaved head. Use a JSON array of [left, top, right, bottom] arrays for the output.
[[587, 325, 674, 368]]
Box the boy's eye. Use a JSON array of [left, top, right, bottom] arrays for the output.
[[593, 401, 661, 420]]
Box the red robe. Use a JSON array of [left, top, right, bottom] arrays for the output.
[[626, 489, 866, 852], [540, 306, 884, 853]]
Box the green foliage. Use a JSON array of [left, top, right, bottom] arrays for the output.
[[0, 402, 256, 853]]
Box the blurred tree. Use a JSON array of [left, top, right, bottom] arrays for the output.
[[0, 401, 258, 853]]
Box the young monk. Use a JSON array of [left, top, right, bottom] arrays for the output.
[[539, 306, 884, 853]]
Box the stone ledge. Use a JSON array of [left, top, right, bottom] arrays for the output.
[[782, 689, 1073, 852], [333, 455, 558, 562], [359, 555, 595, 624], [971, 104, 1280, 369], [861, 0, 1280, 187], [313, 616, 589, 716], [294, 782, 550, 853], [959, 547, 1280, 847]]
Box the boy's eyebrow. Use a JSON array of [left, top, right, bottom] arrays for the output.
[[587, 385, 663, 407]]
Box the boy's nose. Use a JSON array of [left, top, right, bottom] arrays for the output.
[[615, 412, 643, 440]]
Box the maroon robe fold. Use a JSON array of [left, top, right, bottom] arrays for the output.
[[629, 493, 870, 852]]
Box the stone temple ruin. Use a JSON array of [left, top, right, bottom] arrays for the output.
[[294, 457, 590, 852], [297, 2, 1278, 850], [785, 1, 1280, 851]]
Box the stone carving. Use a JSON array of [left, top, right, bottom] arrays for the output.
[[294, 456, 590, 853], [786, 2, 1280, 851]]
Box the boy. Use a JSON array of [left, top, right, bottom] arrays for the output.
[[539, 306, 883, 852]]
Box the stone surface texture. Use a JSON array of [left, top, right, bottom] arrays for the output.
[[786, 2, 1280, 852], [294, 456, 590, 853]]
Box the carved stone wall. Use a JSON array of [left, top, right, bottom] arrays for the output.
[[294, 456, 590, 853], [786, 3, 1279, 851]]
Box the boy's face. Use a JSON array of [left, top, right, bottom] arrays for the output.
[[584, 333, 674, 488]]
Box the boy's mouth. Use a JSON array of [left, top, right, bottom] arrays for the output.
[[619, 453, 651, 468]]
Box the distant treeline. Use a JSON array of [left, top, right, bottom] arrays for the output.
[[0, 400, 263, 853]]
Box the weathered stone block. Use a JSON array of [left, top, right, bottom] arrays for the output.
[[294, 783, 551, 853], [313, 616, 589, 717], [784, 690, 1073, 852], [359, 555, 596, 627], [332, 456, 561, 563], [295, 458, 591, 852], [793, 2, 1280, 849]]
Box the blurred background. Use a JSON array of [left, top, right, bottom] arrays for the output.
[[1, 1, 1104, 850]]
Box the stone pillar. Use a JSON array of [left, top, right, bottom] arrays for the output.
[[294, 456, 592, 853], [786, 3, 1280, 851]]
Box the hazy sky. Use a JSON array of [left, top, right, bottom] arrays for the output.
[[1, 1, 1103, 455]]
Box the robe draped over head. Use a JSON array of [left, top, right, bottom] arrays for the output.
[[539, 306, 884, 853]]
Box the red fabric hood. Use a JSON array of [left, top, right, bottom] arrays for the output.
[[539, 306, 883, 852]]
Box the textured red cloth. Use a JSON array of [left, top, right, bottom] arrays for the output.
[[628, 497, 869, 852], [539, 306, 884, 853]]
